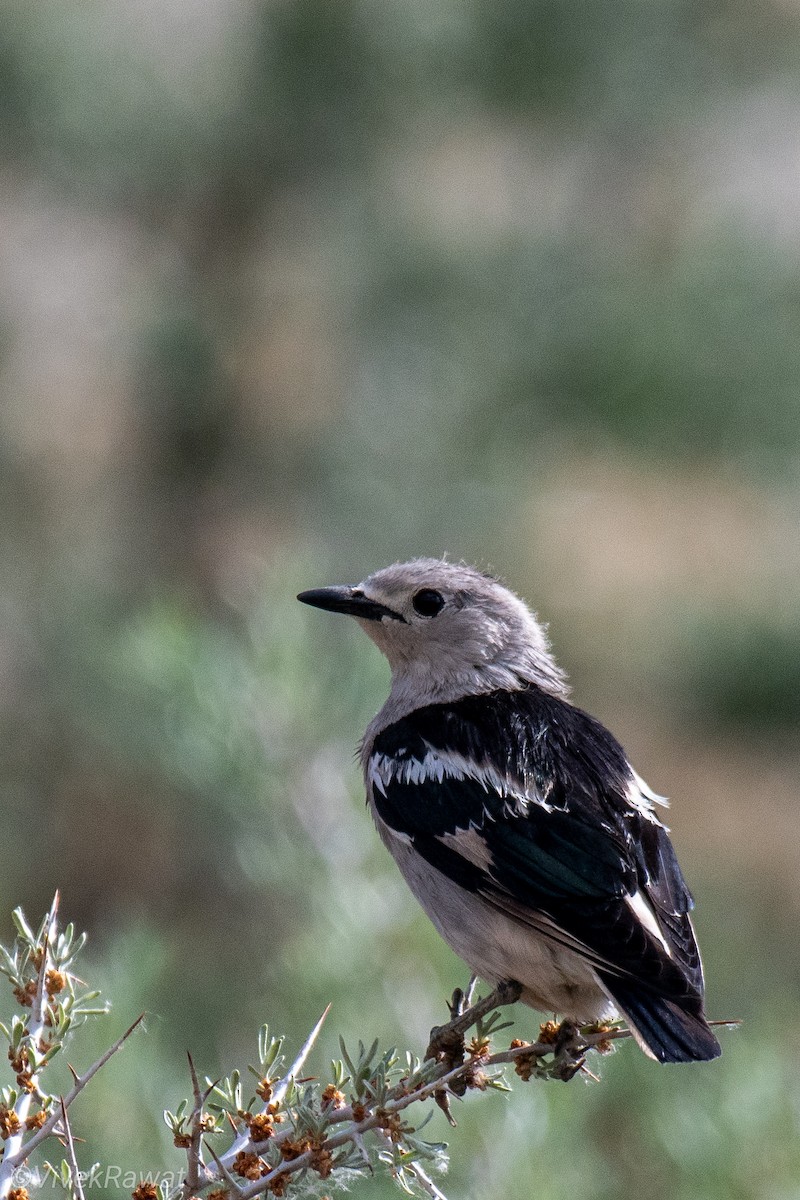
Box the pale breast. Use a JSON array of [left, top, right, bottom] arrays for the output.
[[373, 809, 617, 1024]]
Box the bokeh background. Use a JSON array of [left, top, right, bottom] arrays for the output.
[[2, 1, 800, 1196]]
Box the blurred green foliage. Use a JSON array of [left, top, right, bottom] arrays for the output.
[[1, 0, 799, 1196], [685, 613, 800, 730]]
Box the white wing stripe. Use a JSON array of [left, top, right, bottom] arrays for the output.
[[368, 748, 551, 811]]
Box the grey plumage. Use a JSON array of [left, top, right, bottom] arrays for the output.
[[298, 558, 721, 1063], [354, 559, 569, 726]]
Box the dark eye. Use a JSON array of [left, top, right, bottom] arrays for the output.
[[412, 588, 445, 617]]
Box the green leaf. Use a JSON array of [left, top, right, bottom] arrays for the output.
[[11, 908, 37, 946]]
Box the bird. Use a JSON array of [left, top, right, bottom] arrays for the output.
[[297, 558, 721, 1064]]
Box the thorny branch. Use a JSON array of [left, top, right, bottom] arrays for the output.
[[169, 981, 641, 1200], [183, 1053, 215, 1194], [0, 901, 143, 1197], [4, 1015, 145, 1169], [0, 895, 58, 1199], [59, 1100, 86, 1200], [0, 904, 737, 1200]]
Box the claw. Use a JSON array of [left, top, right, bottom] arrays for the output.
[[426, 979, 521, 1064], [552, 1019, 586, 1081], [433, 1087, 458, 1127], [447, 988, 467, 1021]]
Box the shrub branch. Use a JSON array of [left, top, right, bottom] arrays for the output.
[[0, 903, 735, 1200]]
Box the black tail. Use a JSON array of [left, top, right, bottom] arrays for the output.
[[604, 983, 722, 1063]]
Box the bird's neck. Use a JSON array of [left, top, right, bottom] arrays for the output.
[[363, 652, 568, 753]]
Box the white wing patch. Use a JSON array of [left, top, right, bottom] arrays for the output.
[[625, 767, 669, 824], [626, 889, 672, 957], [437, 826, 494, 869], [368, 747, 550, 813]]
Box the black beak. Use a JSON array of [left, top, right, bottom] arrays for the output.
[[297, 586, 406, 623]]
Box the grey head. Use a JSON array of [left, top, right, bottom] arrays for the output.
[[298, 558, 569, 722]]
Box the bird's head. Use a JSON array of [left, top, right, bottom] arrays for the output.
[[298, 558, 568, 709]]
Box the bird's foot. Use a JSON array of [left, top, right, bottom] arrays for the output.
[[426, 978, 522, 1065], [427, 979, 522, 1122], [551, 1019, 586, 1082]]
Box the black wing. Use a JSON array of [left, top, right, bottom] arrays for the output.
[[369, 687, 717, 1059]]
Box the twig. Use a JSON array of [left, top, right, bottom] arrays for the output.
[[404, 1158, 450, 1200], [202, 1138, 246, 1198], [59, 1099, 86, 1200], [351, 1130, 373, 1171], [4, 1014, 145, 1168], [375, 1130, 450, 1200], [183, 1053, 214, 1195]]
